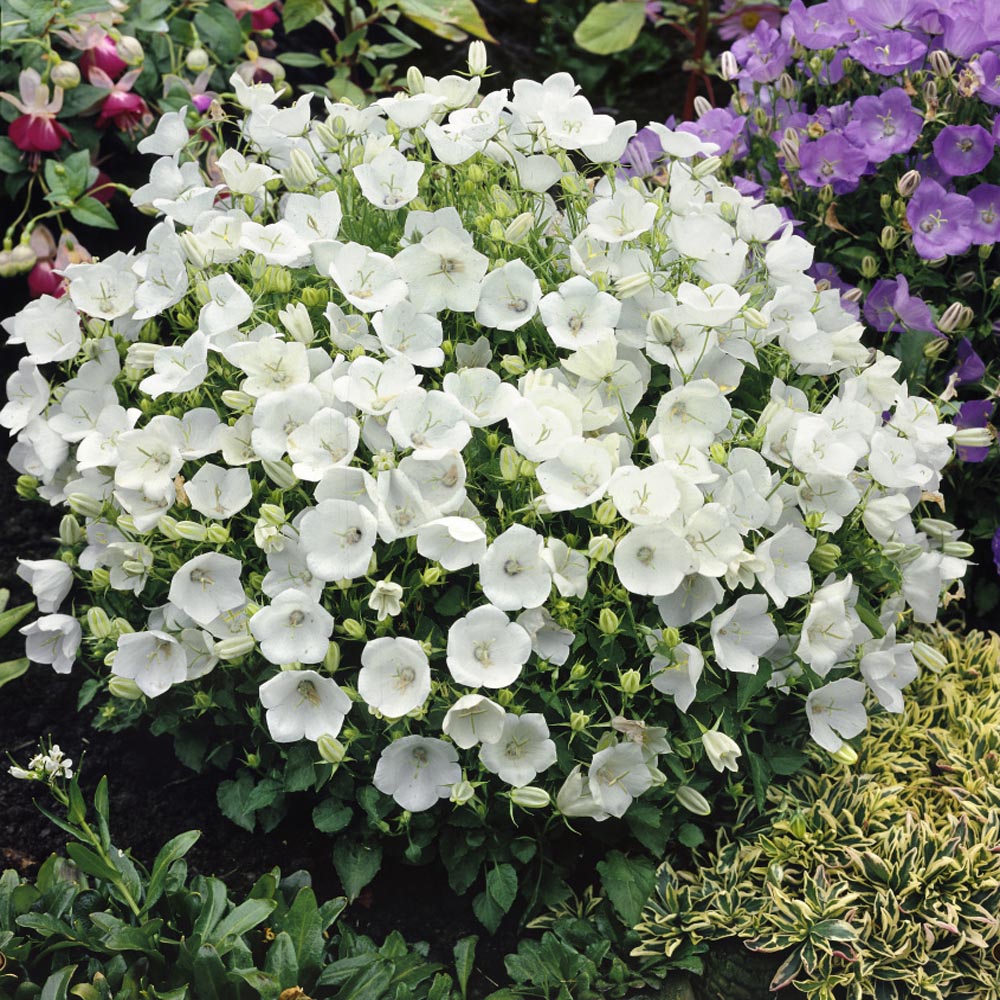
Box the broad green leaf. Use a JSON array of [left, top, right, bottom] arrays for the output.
[[40, 965, 77, 1000], [144, 830, 200, 912], [332, 840, 382, 902], [0, 137, 23, 175], [209, 898, 277, 953], [65, 843, 120, 884], [282, 0, 326, 33], [281, 887, 324, 981], [313, 798, 352, 834], [264, 930, 299, 988], [397, 0, 496, 42], [277, 51, 327, 68], [217, 774, 256, 832], [596, 851, 655, 927], [811, 918, 858, 941], [193, 5, 243, 62], [69, 196, 116, 230], [486, 864, 517, 914], [0, 658, 29, 689], [677, 823, 704, 849], [471, 891, 503, 934], [574, 2, 646, 55]]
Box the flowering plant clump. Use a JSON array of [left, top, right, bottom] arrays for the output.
[[625, 0, 1000, 613], [3, 49, 970, 891]]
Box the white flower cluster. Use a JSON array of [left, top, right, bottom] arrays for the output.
[[3, 56, 968, 821], [9, 743, 74, 782]]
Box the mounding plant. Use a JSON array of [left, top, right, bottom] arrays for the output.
[[634, 626, 1000, 1000], [2, 45, 971, 918]]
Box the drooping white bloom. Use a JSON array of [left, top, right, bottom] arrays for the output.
[[753, 526, 816, 608], [2, 295, 82, 364], [479, 525, 551, 610], [447, 605, 532, 688], [859, 632, 918, 713], [216, 148, 277, 194], [479, 713, 557, 787], [111, 630, 187, 697], [16, 559, 73, 613], [358, 636, 431, 717], [701, 730, 742, 773], [259, 669, 351, 742], [805, 678, 868, 752], [353, 146, 424, 210], [185, 463, 253, 520], [416, 516, 487, 570], [442, 693, 506, 749], [1, 359, 49, 434], [249, 589, 335, 664], [587, 743, 653, 818], [20, 614, 82, 674], [168, 553, 245, 627], [374, 735, 461, 811], [648, 640, 703, 712], [367, 580, 404, 621], [710, 594, 778, 674]]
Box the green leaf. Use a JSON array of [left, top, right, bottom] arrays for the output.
[[0, 136, 24, 174], [471, 891, 503, 934], [69, 197, 116, 230], [573, 2, 647, 55], [736, 662, 772, 711], [313, 798, 352, 834], [217, 774, 257, 832], [61, 149, 93, 199], [193, 5, 243, 62], [332, 840, 382, 902], [282, 0, 326, 32], [0, 600, 34, 639], [208, 898, 277, 953], [144, 830, 200, 912], [40, 965, 77, 1000], [596, 851, 655, 927], [764, 745, 808, 776], [486, 864, 517, 914], [454, 936, 477, 1000], [397, 0, 496, 41], [65, 843, 120, 884], [811, 918, 857, 941], [678, 823, 704, 849], [276, 51, 327, 68], [0, 658, 29, 689], [264, 930, 299, 988], [281, 887, 324, 981]]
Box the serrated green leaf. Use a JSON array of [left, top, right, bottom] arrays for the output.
[[596, 851, 655, 927], [574, 2, 646, 55], [217, 774, 256, 832], [486, 863, 517, 914], [472, 890, 503, 934], [69, 196, 116, 230], [332, 840, 382, 902]]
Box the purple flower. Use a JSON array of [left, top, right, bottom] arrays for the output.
[[854, 0, 931, 32], [954, 399, 995, 462], [811, 262, 861, 317], [731, 21, 792, 83], [798, 132, 870, 191], [619, 128, 664, 180], [786, 0, 857, 48], [973, 50, 1000, 106], [843, 88, 923, 162], [717, 1, 785, 41], [906, 179, 976, 258], [677, 108, 749, 158], [950, 338, 986, 386], [968, 183, 1000, 244], [848, 31, 927, 75], [941, 7, 1000, 59], [863, 275, 937, 334], [933, 124, 995, 177], [993, 525, 1000, 576]]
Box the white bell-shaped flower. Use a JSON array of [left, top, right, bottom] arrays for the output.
[[614, 524, 696, 597], [805, 678, 868, 752], [16, 559, 73, 613], [479, 524, 551, 610], [710, 594, 778, 675], [249, 588, 335, 665], [299, 499, 378, 581], [111, 630, 187, 697], [287, 408, 360, 481], [442, 693, 506, 749], [479, 713, 557, 787], [20, 614, 81, 675], [447, 605, 532, 688], [648, 640, 703, 712], [358, 636, 431, 717], [587, 742, 653, 817], [353, 146, 423, 210], [185, 463, 252, 520], [474, 260, 542, 331], [2, 295, 82, 364], [416, 516, 487, 570], [258, 669, 351, 742], [373, 735, 461, 811]]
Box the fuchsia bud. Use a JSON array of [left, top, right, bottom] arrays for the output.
[[80, 33, 127, 79]]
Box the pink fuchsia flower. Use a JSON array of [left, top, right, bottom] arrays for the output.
[[27, 226, 92, 299], [80, 33, 128, 80], [226, 0, 281, 32], [88, 67, 151, 134], [0, 70, 69, 153], [162, 69, 219, 114]]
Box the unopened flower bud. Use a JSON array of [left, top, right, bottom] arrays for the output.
[[510, 786, 550, 809], [323, 641, 341, 673], [569, 711, 590, 732], [467, 39, 488, 76], [503, 212, 534, 244], [286, 147, 319, 188], [923, 336, 950, 359], [777, 72, 797, 100], [450, 779, 475, 805], [186, 47, 210, 72], [860, 255, 879, 278], [116, 36, 143, 65], [90, 567, 111, 589], [499, 445, 521, 481], [676, 785, 711, 816], [317, 734, 346, 764], [942, 541, 975, 558], [928, 49, 952, 77], [214, 635, 256, 659], [743, 307, 768, 329], [67, 492, 103, 518], [619, 668, 641, 694], [593, 498, 617, 525], [953, 427, 993, 448], [109, 676, 143, 700], [406, 65, 424, 94], [937, 302, 964, 333], [86, 606, 112, 638], [912, 640, 948, 672], [110, 617, 133, 637], [752, 106, 770, 129], [918, 517, 956, 540], [809, 542, 841, 575], [955, 270, 977, 290], [720, 51, 738, 81], [692, 155, 722, 179], [261, 459, 298, 489], [500, 354, 526, 376], [496, 687, 514, 706], [588, 534, 614, 562], [830, 743, 858, 765], [570, 662, 588, 680], [879, 226, 897, 249], [778, 137, 800, 169], [58, 514, 83, 546], [206, 524, 229, 545], [221, 389, 253, 410], [896, 169, 921, 197], [341, 618, 366, 640], [979, 243, 994, 260], [692, 95, 712, 118], [50, 61, 81, 89], [175, 520, 207, 542], [420, 565, 444, 586], [614, 272, 651, 298], [599, 608, 620, 635], [709, 442, 728, 465]]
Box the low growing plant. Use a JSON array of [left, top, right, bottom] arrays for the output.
[[635, 625, 1000, 1000], [2, 47, 970, 920]]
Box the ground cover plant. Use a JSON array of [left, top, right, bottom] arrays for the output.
[[634, 625, 1000, 1000], [1, 44, 974, 928], [619, 0, 1000, 619]]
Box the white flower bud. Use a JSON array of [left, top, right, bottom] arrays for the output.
[[261, 459, 299, 489], [174, 521, 208, 542], [468, 40, 488, 76], [503, 212, 535, 244], [720, 51, 739, 81], [676, 785, 711, 815], [953, 427, 993, 448], [214, 636, 256, 660], [125, 342, 161, 370], [59, 515, 83, 546], [509, 786, 551, 809], [912, 641, 948, 672]]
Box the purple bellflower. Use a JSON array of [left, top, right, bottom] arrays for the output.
[[843, 88, 922, 162], [864, 274, 938, 334], [848, 31, 927, 75], [731, 20, 792, 83], [967, 183, 1000, 245], [933, 124, 995, 177], [798, 132, 870, 191], [950, 338, 987, 386], [906, 178, 976, 258], [954, 399, 995, 463]]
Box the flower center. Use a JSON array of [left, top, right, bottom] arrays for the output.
[[636, 545, 655, 566], [297, 679, 321, 705], [503, 558, 523, 577]]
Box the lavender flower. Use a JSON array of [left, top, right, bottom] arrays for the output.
[[954, 399, 995, 463], [843, 88, 922, 162], [677, 107, 749, 157], [717, 0, 785, 41], [993, 525, 1000, 577], [786, 0, 857, 48], [941, 8, 1000, 59], [848, 31, 927, 75], [968, 183, 1000, 244], [933, 124, 995, 177], [863, 274, 937, 334], [798, 132, 869, 191], [950, 338, 986, 386], [731, 20, 792, 83], [906, 178, 976, 258], [973, 50, 1000, 106]]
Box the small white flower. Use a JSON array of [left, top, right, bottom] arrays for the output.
[[259, 669, 352, 743], [354, 146, 424, 210], [805, 678, 868, 752], [168, 553, 245, 627], [249, 589, 335, 664], [587, 742, 653, 817], [20, 614, 82, 674], [447, 605, 532, 688], [539, 275, 621, 351], [2, 295, 82, 364], [368, 580, 404, 621], [701, 730, 742, 772], [474, 260, 542, 331], [374, 735, 461, 811], [416, 516, 487, 570], [710, 594, 778, 675], [479, 525, 551, 610], [442, 693, 506, 748], [111, 630, 187, 697], [648, 640, 703, 712], [479, 713, 557, 787], [299, 499, 378, 581], [359, 636, 431, 717], [16, 559, 73, 613], [614, 524, 696, 597], [185, 463, 253, 520], [556, 765, 611, 821]]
